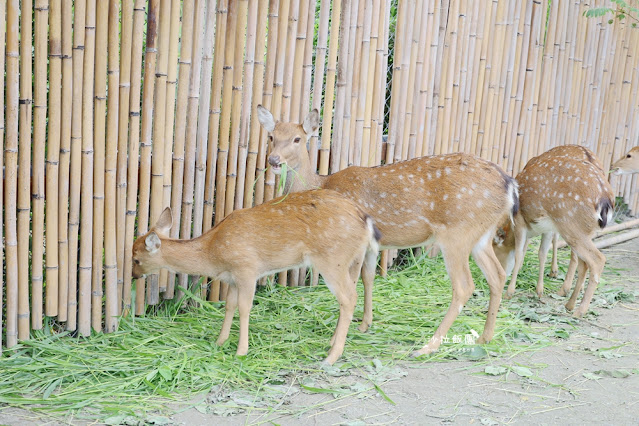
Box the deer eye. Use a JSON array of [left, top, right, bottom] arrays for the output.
[[268, 135, 273, 143], [627, 154, 632, 158], [293, 137, 301, 144], [133, 259, 141, 265]]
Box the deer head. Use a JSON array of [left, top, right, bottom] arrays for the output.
[[131, 207, 173, 279], [611, 146, 639, 175], [256, 105, 320, 175]]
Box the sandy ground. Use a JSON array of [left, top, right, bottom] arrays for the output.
[[1, 238, 637, 425]]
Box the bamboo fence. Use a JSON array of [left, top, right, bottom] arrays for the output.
[[2, 0, 639, 348]]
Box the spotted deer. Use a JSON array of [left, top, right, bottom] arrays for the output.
[[492, 149, 614, 317], [257, 105, 519, 356], [611, 146, 639, 174], [131, 189, 381, 365], [508, 145, 607, 298]]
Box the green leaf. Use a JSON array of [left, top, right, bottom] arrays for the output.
[[553, 329, 570, 339], [511, 366, 533, 377], [42, 378, 62, 400], [583, 372, 601, 380], [146, 369, 158, 382], [158, 366, 173, 381], [300, 383, 344, 394], [594, 369, 631, 378], [374, 383, 396, 405], [484, 366, 507, 376], [584, 7, 613, 18]]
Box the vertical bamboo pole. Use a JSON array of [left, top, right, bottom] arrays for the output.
[[0, 0, 6, 350], [91, 0, 108, 332], [46, 0, 62, 319], [57, 0, 73, 323], [344, 0, 362, 167], [235, 0, 260, 212], [124, 0, 147, 315], [318, 0, 342, 175], [104, 0, 120, 332], [374, 0, 391, 163], [167, 0, 195, 300], [428, 0, 449, 157], [148, 0, 171, 303], [242, 0, 269, 210], [459, 0, 481, 154], [255, 0, 280, 206], [160, 0, 183, 300], [330, 0, 351, 172], [289, 0, 307, 122], [5, 0, 20, 347], [385, 0, 407, 163], [78, 0, 96, 336], [309, 0, 331, 171], [18, 0, 34, 340], [31, 0, 48, 331], [362, 0, 382, 166], [299, 0, 317, 121], [577, 4, 599, 146], [353, 0, 373, 166], [178, 0, 206, 297], [402, 0, 425, 159], [68, 0, 87, 331], [116, 0, 134, 311], [469, 0, 491, 157], [434, 0, 458, 156]]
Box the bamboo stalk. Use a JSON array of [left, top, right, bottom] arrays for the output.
[[374, 0, 391, 163], [18, 0, 34, 340], [255, 0, 280, 206], [288, 0, 305, 121], [299, 0, 317, 122], [58, 0, 73, 323], [178, 0, 206, 297], [318, 0, 342, 175], [459, 0, 482, 155], [147, 0, 171, 304], [78, 0, 96, 336], [234, 0, 260, 212], [0, 0, 6, 351], [116, 0, 134, 311], [124, 0, 146, 315], [91, 0, 108, 332], [309, 0, 331, 170], [31, 0, 49, 331], [385, 0, 407, 162], [167, 0, 195, 300], [104, 0, 120, 332], [67, 0, 87, 331], [469, 0, 491, 157], [46, 0, 61, 319], [362, 0, 381, 166], [347, 0, 364, 166], [434, 0, 458, 156], [5, 0, 20, 347], [224, 0, 250, 219], [429, 0, 449, 156], [353, 0, 374, 166], [242, 0, 269, 210]]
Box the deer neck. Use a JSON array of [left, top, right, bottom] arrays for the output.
[[285, 153, 327, 193], [159, 235, 220, 278]]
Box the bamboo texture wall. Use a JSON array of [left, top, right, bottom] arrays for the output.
[[1, 0, 638, 349]]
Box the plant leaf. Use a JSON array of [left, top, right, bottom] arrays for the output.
[[511, 366, 533, 377], [484, 366, 507, 376]]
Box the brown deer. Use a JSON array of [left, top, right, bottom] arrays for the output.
[[131, 189, 381, 365], [492, 149, 614, 317], [257, 105, 519, 356], [611, 146, 639, 174]]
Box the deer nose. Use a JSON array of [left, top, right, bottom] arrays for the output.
[[268, 155, 281, 167]]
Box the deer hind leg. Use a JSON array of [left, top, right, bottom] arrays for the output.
[[565, 258, 587, 312], [536, 232, 555, 298], [549, 233, 560, 278], [318, 261, 358, 365], [506, 225, 528, 298], [235, 278, 258, 356], [569, 238, 606, 318], [358, 250, 377, 333], [472, 239, 507, 345], [216, 283, 239, 347], [557, 250, 578, 297], [413, 244, 475, 357]]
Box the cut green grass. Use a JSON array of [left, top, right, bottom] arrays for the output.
[[0, 242, 626, 422]]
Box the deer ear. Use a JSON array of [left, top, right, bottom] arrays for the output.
[[302, 109, 320, 135], [154, 207, 173, 235], [145, 232, 162, 253], [256, 105, 275, 132]]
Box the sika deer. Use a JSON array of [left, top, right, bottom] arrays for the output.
[[496, 145, 606, 298], [257, 105, 519, 356], [611, 146, 639, 174], [131, 189, 381, 365], [492, 152, 614, 317]]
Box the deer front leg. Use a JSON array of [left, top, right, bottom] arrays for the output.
[[358, 251, 377, 333], [472, 242, 507, 345], [557, 250, 578, 297], [235, 280, 257, 356], [216, 283, 238, 347], [506, 228, 528, 298], [549, 233, 559, 278], [536, 232, 554, 298]]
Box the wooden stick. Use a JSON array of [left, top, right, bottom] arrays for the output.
[[309, 0, 331, 171], [104, 0, 120, 332], [5, 0, 20, 347], [330, 0, 351, 172], [32, 0, 49, 331]]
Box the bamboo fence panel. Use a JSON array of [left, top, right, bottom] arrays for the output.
[[3, 0, 639, 348], [0, 0, 6, 352], [32, 0, 49, 331]]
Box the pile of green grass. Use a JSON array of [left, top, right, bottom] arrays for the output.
[[0, 246, 585, 421]]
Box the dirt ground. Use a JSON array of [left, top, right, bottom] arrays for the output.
[[1, 238, 638, 425]]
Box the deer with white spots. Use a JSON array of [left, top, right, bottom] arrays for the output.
[[257, 106, 519, 356], [611, 146, 639, 175], [492, 146, 614, 317], [131, 189, 381, 365]]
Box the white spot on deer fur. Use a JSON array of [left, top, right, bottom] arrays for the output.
[[430, 202, 435, 210], [399, 175, 404, 180], [445, 167, 452, 175], [420, 178, 425, 184], [408, 174, 414, 179], [476, 200, 483, 208], [456, 193, 462, 199], [443, 194, 449, 200], [568, 176, 572, 181], [382, 172, 386, 176], [574, 194, 580, 201], [417, 166, 422, 171], [436, 170, 441, 178], [390, 169, 395, 172], [392, 193, 397, 198], [380, 192, 387, 198], [484, 190, 490, 198]]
